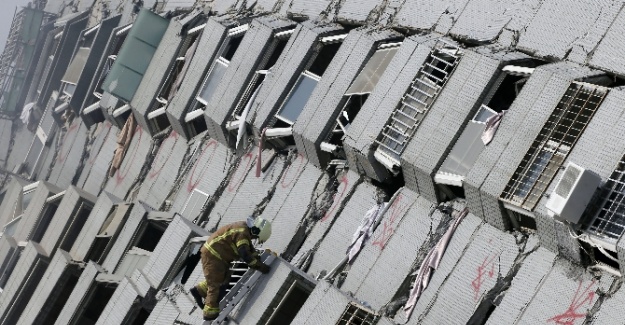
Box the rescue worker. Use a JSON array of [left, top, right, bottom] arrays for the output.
[[189, 217, 272, 321]]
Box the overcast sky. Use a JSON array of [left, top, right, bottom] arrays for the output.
[[0, 0, 33, 53]]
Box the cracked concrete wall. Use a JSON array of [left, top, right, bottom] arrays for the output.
[[516, 0, 622, 61], [96, 276, 140, 325], [169, 136, 232, 217], [343, 34, 439, 182], [0, 119, 12, 167], [292, 169, 361, 267], [17, 250, 75, 325], [589, 7, 625, 77], [70, 192, 123, 261], [136, 130, 188, 209], [5, 124, 37, 173], [48, 119, 89, 189], [103, 125, 153, 200], [337, 0, 391, 24], [53, 262, 104, 325], [100, 202, 151, 273], [590, 277, 625, 324], [394, 0, 471, 33], [290, 280, 361, 324], [260, 154, 323, 255], [402, 48, 529, 202], [144, 298, 180, 324], [205, 148, 286, 230], [0, 241, 48, 324], [306, 179, 379, 278], [341, 189, 436, 310], [399, 213, 484, 324], [449, 0, 541, 45], [514, 258, 613, 324], [131, 15, 185, 134], [295, 27, 401, 168], [464, 62, 604, 231], [288, 0, 334, 19], [250, 21, 344, 133], [77, 122, 119, 196], [205, 15, 294, 146], [166, 17, 229, 139], [39, 186, 97, 255]]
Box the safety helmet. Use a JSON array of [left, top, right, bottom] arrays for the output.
[[252, 217, 272, 243]]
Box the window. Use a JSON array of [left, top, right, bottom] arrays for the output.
[[501, 82, 608, 210], [30, 201, 60, 242], [272, 36, 346, 128], [263, 277, 313, 325], [61, 47, 91, 98], [93, 25, 131, 99], [73, 282, 117, 325], [59, 202, 94, 251], [337, 302, 379, 325], [181, 189, 209, 221], [374, 40, 462, 171], [85, 203, 131, 263], [585, 155, 625, 241], [325, 43, 400, 152]]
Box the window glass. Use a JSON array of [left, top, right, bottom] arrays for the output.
[[197, 60, 228, 104], [277, 73, 319, 124]]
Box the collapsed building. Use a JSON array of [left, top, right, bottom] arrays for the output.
[[1, 0, 625, 324]]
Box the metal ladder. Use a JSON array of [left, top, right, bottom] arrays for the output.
[[206, 252, 276, 325]]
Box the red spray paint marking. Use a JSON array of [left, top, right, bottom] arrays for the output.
[[186, 139, 218, 193], [56, 122, 80, 163], [372, 193, 409, 250], [148, 131, 179, 179], [280, 154, 305, 188], [227, 153, 254, 192], [87, 122, 112, 166], [547, 280, 596, 325], [115, 126, 143, 185], [321, 175, 349, 222], [471, 251, 499, 301]]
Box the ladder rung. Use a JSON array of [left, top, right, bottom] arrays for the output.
[[410, 84, 436, 98], [390, 115, 413, 129], [375, 140, 402, 155], [379, 132, 404, 145], [424, 62, 448, 76], [404, 93, 428, 107], [414, 76, 440, 90], [399, 101, 425, 115], [394, 108, 419, 122], [421, 70, 444, 84]]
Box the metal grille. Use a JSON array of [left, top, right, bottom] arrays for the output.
[[554, 164, 582, 198], [336, 303, 379, 325], [0, 9, 24, 95], [586, 156, 625, 240], [375, 40, 461, 164], [501, 82, 608, 210]]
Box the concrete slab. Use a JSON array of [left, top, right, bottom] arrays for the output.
[[394, 0, 470, 33], [77, 122, 118, 196], [48, 114, 89, 189]]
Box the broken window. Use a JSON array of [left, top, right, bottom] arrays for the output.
[[272, 36, 346, 128], [85, 203, 131, 264], [263, 277, 314, 325], [72, 281, 117, 325], [229, 28, 293, 128], [93, 25, 131, 99], [585, 155, 625, 242], [30, 200, 61, 243], [501, 82, 608, 210], [324, 42, 400, 155], [60, 47, 90, 98], [23, 92, 59, 178], [147, 24, 204, 133], [374, 40, 462, 171], [59, 202, 94, 251], [336, 302, 379, 325], [185, 25, 248, 135]]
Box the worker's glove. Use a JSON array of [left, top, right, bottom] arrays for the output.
[[257, 263, 271, 274]]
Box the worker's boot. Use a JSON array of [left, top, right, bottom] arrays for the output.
[[203, 305, 220, 321], [189, 287, 204, 309]]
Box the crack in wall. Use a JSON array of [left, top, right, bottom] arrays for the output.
[[251, 149, 295, 217], [71, 123, 99, 186], [127, 127, 172, 202]]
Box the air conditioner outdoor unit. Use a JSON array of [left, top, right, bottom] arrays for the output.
[[545, 162, 601, 224]]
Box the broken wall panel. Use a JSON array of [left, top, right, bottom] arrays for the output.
[[77, 122, 119, 196], [341, 188, 428, 309], [516, 0, 620, 61], [5, 123, 37, 173], [484, 247, 556, 324], [39, 186, 97, 255], [136, 130, 187, 209], [401, 49, 528, 202], [209, 0, 239, 14], [205, 15, 295, 146], [100, 202, 151, 273], [394, 0, 470, 33], [464, 63, 603, 231], [589, 9, 625, 77], [513, 259, 612, 324], [144, 299, 180, 325], [288, 0, 333, 19], [261, 156, 323, 255], [343, 34, 437, 182], [53, 262, 105, 325], [16, 250, 79, 325], [449, 0, 541, 44], [306, 180, 379, 278], [337, 0, 386, 23], [0, 177, 31, 228], [96, 277, 141, 325], [290, 280, 365, 325], [9, 181, 62, 243], [70, 192, 123, 262], [0, 241, 49, 324], [205, 149, 286, 230], [291, 169, 360, 267], [169, 137, 232, 217], [404, 220, 518, 325], [294, 28, 401, 168], [250, 21, 344, 133], [103, 125, 153, 200], [47, 119, 89, 189]]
